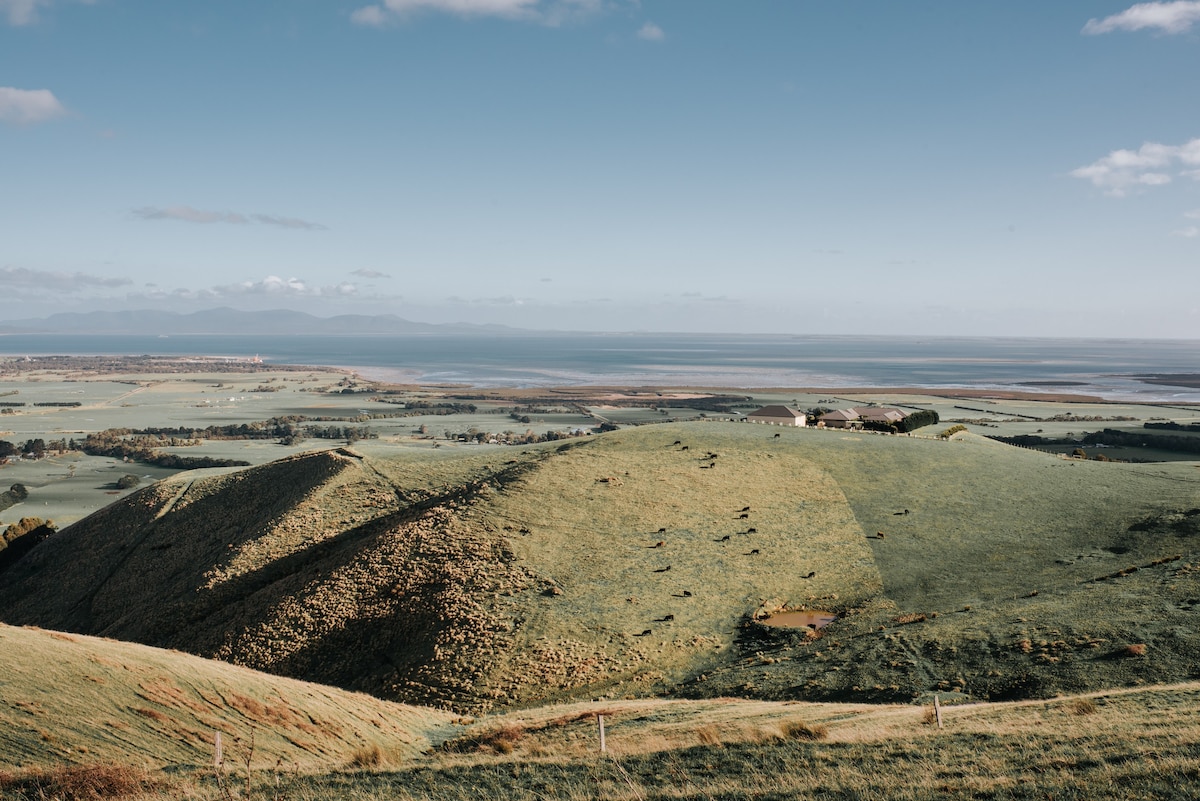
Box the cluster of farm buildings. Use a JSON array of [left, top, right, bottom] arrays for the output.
[[746, 404, 909, 429]]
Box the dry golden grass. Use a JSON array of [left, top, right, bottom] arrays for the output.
[[112, 681, 1195, 800], [0, 624, 453, 773], [0, 763, 162, 801]]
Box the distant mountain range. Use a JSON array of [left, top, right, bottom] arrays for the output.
[[0, 308, 528, 336]]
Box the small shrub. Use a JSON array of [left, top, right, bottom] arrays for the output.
[[443, 723, 527, 755], [939, 424, 968, 439], [779, 720, 828, 741], [1121, 643, 1148, 657], [1066, 698, 1098, 716], [0, 763, 160, 800], [349, 743, 385, 769], [116, 474, 141, 489]]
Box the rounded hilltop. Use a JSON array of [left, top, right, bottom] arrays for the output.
[[1, 420, 1196, 712]]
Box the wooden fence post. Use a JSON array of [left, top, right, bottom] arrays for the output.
[[598, 714, 607, 753], [933, 694, 943, 729]]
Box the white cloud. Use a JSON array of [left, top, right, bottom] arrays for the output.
[[350, 0, 600, 26], [1174, 209, 1200, 236], [351, 268, 392, 278], [153, 276, 358, 300], [133, 205, 325, 230], [1083, 1, 1200, 34], [233, 276, 317, 295], [0, 87, 67, 125], [1, 0, 43, 25], [350, 5, 387, 26], [636, 21, 664, 41], [1, 0, 95, 27], [1071, 137, 1200, 195]]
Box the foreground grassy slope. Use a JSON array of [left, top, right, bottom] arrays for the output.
[[0, 623, 455, 772], [355, 683, 1200, 801], [7, 677, 1200, 799], [1, 422, 1197, 710]]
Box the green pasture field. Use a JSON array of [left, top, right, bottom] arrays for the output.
[[2, 363, 1199, 548]]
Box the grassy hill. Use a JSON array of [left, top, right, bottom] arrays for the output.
[[1, 423, 1198, 712], [5, 643, 1200, 799], [0, 623, 454, 773]]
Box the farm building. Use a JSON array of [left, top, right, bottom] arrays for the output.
[[819, 407, 910, 429], [747, 405, 807, 426], [855, 407, 908, 424], [818, 409, 861, 428]]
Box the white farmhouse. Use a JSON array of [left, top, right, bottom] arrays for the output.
[[747, 405, 807, 426]]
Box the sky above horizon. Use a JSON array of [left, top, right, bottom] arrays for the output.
[[3, 1, 1200, 337]]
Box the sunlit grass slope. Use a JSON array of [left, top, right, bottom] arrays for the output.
[[0, 623, 454, 773]]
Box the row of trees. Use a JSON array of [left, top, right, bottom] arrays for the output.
[[0, 439, 77, 459], [444, 427, 590, 445]]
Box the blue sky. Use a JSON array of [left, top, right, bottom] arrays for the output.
[[2, 1, 1199, 336]]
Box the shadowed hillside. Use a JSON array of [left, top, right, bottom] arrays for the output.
[[1, 423, 1198, 711]]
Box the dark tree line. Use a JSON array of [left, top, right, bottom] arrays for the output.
[[990, 428, 1200, 457]]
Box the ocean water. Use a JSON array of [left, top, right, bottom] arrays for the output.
[[0, 333, 1198, 402]]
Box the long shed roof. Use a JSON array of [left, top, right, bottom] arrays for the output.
[[748, 405, 804, 418]]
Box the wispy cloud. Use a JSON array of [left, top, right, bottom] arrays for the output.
[[132, 205, 326, 230], [1, 0, 46, 26], [138, 275, 357, 302], [1174, 209, 1200, 237], [1083, 1, 1200, 35], [216, 275, 355, 297], [1070, 137, 1200, 195], [351, 268, 392, 278], [0, 266, 131, 291], [446, 294, 526, 305], [351, 0, 601, 27], [0, 87, 67, 125], [250, 214, 327, 231], [1, 0, 94, 27], [133, 206, 248, 225], [636, 21, 664, 41]]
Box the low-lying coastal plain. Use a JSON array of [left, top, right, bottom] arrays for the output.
[[1, 355, 1198, 799]]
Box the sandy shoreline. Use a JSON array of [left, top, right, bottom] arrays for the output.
[[2, 353, 1197, 405]]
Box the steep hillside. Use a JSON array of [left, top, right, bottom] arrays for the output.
[[0, 623, 454, 772], [0, 431, 879, 710], [2, 423, 1198, 711], [0, 447, 544, 710]]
